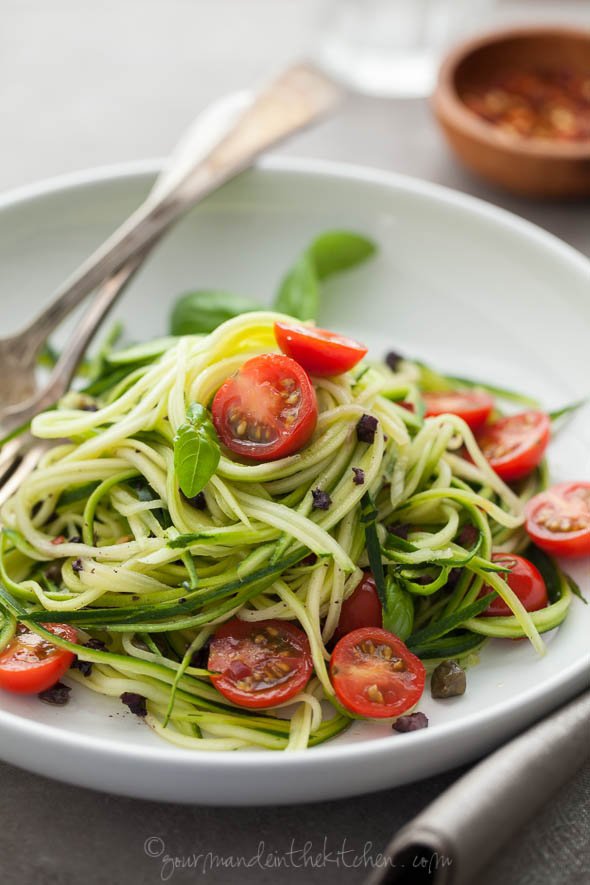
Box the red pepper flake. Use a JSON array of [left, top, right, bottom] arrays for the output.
[[51, 536, 66, 546], [461, 66, 590, 142]]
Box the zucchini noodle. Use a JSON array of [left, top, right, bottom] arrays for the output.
[[0, 310, 575, 751]]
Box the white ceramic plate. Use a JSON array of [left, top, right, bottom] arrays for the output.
[[0, 159, 588, 805]]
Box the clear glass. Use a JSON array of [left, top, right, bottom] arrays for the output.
[[317, 0, 494, 98]]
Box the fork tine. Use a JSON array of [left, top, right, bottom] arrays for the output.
[[0, 443, 45, 509], [0, 436, 28, 485]]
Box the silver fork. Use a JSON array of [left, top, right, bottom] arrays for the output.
[[0, 62, 342, 509]]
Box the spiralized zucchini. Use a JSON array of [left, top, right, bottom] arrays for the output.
[[0, 311, 573, 750]]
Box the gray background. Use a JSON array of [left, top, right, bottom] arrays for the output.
[[0, 2, 589, 883]]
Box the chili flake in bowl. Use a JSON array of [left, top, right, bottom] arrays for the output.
[[462, 66, 590, 142], [433, 26, 590, 198]]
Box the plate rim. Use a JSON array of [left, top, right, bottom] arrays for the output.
[[0, 155, 588, 774]]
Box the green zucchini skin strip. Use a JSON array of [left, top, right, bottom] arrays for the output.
[[0, 308, 581, 753]]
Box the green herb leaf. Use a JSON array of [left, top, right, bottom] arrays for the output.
[[273, 253, 320, 321], [360, 492, 386, 607], [382, 574, 414, 640], [407, 591, 497, 648], [170, 290, 261, 336], [308, 231, 376, 280], [173, 403, 220, 498], [409, 630, 485, 660], [565, 573, 587, 605], [273, 230, 377, 321], [548, 399, 587, 422]]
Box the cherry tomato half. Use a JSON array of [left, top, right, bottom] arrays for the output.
[[475, 411, 550, 482], [208, 618, 313, 709], [479, 553, 548, 617], [333, 572, 382, 642], [274, 321, 367, 377], [423, 390, 494, 431], [211, 354, 318, 462], [330, 627, 425, 719], [525, 482, 590, 558], [0, 623, 77, 694]]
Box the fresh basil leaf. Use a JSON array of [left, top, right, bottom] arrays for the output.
[[273, 230, 377, 321], [308, 231, 376, 280], [173, 404, 220, 498], [382, 575, 414, 640], [170, 290, 261, 336], [273, 253, 320, 321]]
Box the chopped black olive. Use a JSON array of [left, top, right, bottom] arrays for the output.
[[352, 467, 365, 485], [69, 535, 82, 544], [38, 682, 71, 706], [182, 490, 207, 510], [120, 692, 148, 717], [385, 351, 403, 371], [356, 414, 378, 444], [387, 523, 411, 540], [393, 711, 429, 732], [85, 638, 107, 652], [311, 488, 332, 511], [71, 658, 93, 677], [71, 638, 107, 677], [72, 558, 84, 573], [431, 660, 466, 699]]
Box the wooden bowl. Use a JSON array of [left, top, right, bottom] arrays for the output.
[[432, 26, 590, 198]]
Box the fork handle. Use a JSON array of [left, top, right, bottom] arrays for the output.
[[16, 63, 341, 365]]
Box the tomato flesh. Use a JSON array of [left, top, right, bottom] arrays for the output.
[[423, 390, 494, 431], [525, 482, 590, 558], [0, 623, 77, 694], [479, 553, 548, 617], [333, 572, 382, 641], [211, 354, 318, 461], [274, 321, 367, 377], [208, 618, 313, 709], [330, 627, 425, 719], [476, 411, 550, 482]]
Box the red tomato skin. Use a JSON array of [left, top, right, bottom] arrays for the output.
[[330, 627, 425, 719], [476, 411, 551, 482], [333, 572, 382, 641], [0, 623, 77, 695], [274, 321, 367, 377], [423, 390, 494, 431], [525, 482, 590, 558], [208, 618, 313, 709], [479, 553, 548, 617], [211, 353, 318, 462]]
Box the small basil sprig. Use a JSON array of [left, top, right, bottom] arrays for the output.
[[173, 404, 220, 498], [170, 290, 261, 336], [382, 574, 414, 640], [273, 230, 376, 321]]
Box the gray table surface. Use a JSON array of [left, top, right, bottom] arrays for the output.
[[1, 2, 589, 884]]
